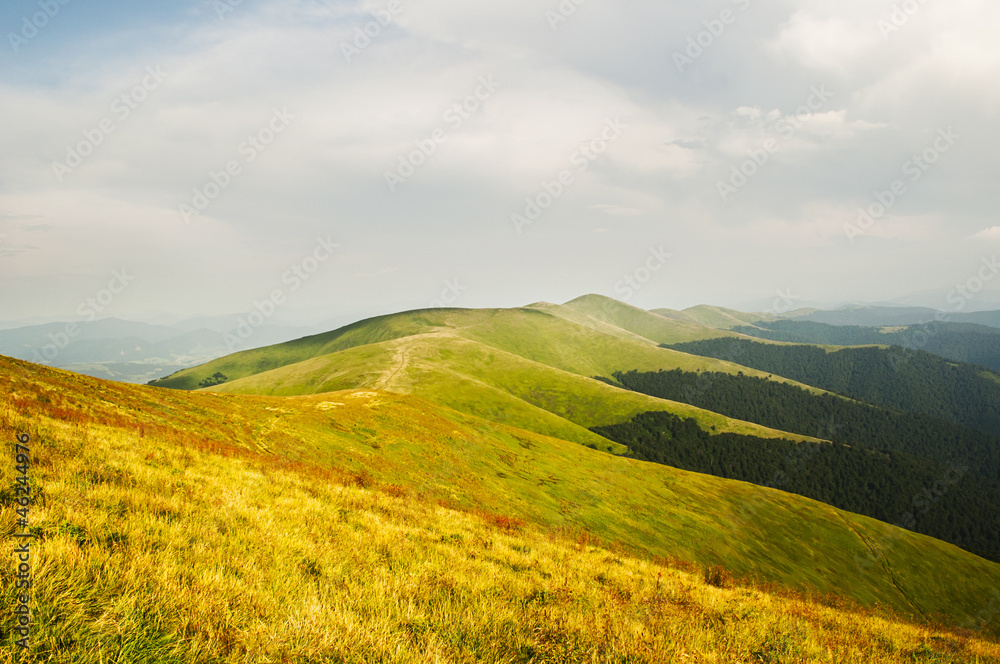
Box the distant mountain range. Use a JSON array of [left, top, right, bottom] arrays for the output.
[[787, 305, 1000, 328], [0, 316, 319, 383], [656, 303, 1000, 329]]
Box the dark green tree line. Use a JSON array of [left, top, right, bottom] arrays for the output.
[[609, 368, 1000, 483], [664, 339, 1000, 437], [593, 410, 1000, 563]]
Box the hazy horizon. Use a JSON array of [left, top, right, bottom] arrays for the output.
[[7, 291, 1000, 336]]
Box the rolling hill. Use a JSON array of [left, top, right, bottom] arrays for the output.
[[560, 295, 737, 344], [151, 303, 827, 450], [652, 304, 776, 330], [204, 330, 817, 449], [146, 297, 1000, 567]]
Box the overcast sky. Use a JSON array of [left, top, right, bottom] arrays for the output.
[[1, 0, 998, 326]]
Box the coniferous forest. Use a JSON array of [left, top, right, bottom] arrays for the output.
[[730, 320, 1000, 371], [608, 368, 1000, 483], [665, 339, 1000, 436], [593, 409, 1000, 563]]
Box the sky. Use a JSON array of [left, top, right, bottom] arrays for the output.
[[1, 0, 999, 327]]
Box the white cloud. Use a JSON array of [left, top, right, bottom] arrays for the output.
[[973, 226, 1000, 241], [767, 12, 881, 74]]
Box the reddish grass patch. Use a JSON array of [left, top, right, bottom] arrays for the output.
[[477, 511, 526, 532], [379, 483, 408, 498], [351, 470, 376, 489]]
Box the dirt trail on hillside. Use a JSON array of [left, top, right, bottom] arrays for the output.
[[373, 340, 415, 391]]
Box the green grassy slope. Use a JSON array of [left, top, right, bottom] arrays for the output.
[[4, 354, 1000, 638], [652, 305, 776, 330], [150, 307, 490, 390], [207, 333, 621, 451], [152, 300, 834, 449], [561, 295, 736, 344], [211, 331, 820, 445], [155, 303, 818, 396], [431, 305, 826, 393], [152, 302, 741, 392]]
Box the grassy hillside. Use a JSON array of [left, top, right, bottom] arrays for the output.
[[207, 332, 623, 451], [152, 301, 832, 451], [561, 295, 735, 345], [594, 403, 1000, 562], [148, 308, 479, 390], [151, 302, 743, 393], [210, 331, 821, 445], [3, 355, 1000, 662], [653, 305, 776, 330], [457, 305, 824, 394]]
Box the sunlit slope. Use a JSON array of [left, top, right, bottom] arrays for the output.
[[451, 305, 824, 393], [3, 355, 1000, 640], [206, 333, 620, 451], [153, 300, 825, 399], [152, 302, 735, 391], [211, 331, 821, 444], [561, 294, 736, 344], [652, 305, 776, 330], [150, 307, 497, 390]]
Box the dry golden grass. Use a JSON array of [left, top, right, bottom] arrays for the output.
[[2, 387, 1000, 663]]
